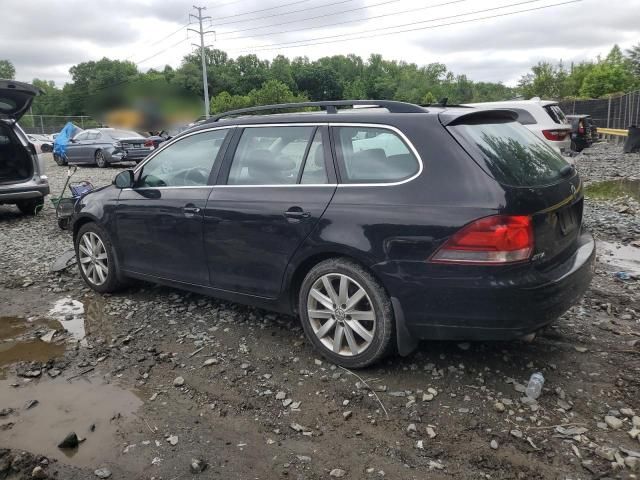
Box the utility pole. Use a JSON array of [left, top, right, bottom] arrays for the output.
[[189, 6, 215, 119]]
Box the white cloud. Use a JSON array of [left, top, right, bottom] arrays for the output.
[[1, 0, 638, 87]]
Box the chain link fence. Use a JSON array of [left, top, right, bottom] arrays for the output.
[[559, 89, 640, 130], [19, 115, 102, 135]]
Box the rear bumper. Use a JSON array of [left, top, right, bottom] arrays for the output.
[[0, 180, 49, 204], [380, 230, 595, 341], [109, 148, 152, 163]]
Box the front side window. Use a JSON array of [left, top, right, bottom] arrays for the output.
[[138, 129, 228, 188], [334, 126, 419, 183], [74, 132, 89, 141], [227, 126, 324, 185]]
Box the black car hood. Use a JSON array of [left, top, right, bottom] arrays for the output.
[[0, 80, 39, 120]]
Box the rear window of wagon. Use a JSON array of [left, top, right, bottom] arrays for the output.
[[449, 120, 570, 187]]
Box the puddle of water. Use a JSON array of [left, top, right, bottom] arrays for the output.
[[585, 179, 640, 202], [0, 316, 66, 372], [599, 241, 640, 276], [0, 378, 142, 467], [49, 298, 87, 346]]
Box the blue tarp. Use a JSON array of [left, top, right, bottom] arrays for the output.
[[53, 122, 82, 159]]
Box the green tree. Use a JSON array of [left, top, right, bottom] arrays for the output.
[[625, 43, 640, 77], [580, 45, 637, 98], [0, 59, 15, 79]]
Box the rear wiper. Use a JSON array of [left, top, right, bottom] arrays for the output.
[[559, 165, 575, 177]]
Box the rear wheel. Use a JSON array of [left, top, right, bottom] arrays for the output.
[[16, 197, 44, 215], [95, 150, 107, 168], [53, 153, 67, 166], [75, 223, 124, 293], [298, 258, 394, 368]]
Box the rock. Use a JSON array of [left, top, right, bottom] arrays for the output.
[[427, 387, 438, 396], [422, 393, 434, 402], [343, 411, 352, 420], [282, 399, 293, 408], [25, 400, 39, 410], [595, 446, 617, 462], [190, 458, 207, 474], [407, 423, 417, 433], [621, 408, 635, 417], [510, 429, 523, 439], [494, 402, 505, 413], [240, 362, 250, 370], [203, 358, 217, 366], [94, 467, 112, 479], [426, 427, 436, 439], [290, 423, 310, 433], [629, 428, 640, 439], [296, 455, 311, 463], [416, 440, 424, 449], [173, 376, 185, 387], [275, 391, 286, 400], [330, 468, 346, 477], [167, 435, 178, 446], [428, 460, 444, 470], [58, 432, 79, 449], [32, 466, 47, 479], [633, 416, 640, 428], [0, 408, 13, 417], [490, 440, 498, 450], [574, 346, 588, 353], [47, 369, 61, 378], [605, 415, 624, 430]]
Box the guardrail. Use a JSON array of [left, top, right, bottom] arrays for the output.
[[598, 128, 628, 137]]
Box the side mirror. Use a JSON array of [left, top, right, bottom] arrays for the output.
[[69, 138, 77, 143], [114, 170, 134, 189]]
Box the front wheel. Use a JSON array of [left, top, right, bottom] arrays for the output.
[[95, 150, 107, 168], [75, 223, 124, 293], [298, 258, 394, 368]]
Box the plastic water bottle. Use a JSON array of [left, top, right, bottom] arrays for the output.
[[525, 372, 545, 400]]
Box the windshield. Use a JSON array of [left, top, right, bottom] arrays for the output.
[[449, 120, 570, 187], [108, 129, 143, 139]]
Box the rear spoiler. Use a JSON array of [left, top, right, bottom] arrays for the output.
[[439, 109, 518, 127]]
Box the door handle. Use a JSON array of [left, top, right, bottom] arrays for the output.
[[183, 206, 201, 215], [284, 207, 310, 219]]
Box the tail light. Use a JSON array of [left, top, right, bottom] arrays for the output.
[[542, 129, 569, 141], [431, 215, 534, 265], [578, 122, 585, 135], [144, 139, 154, 147]]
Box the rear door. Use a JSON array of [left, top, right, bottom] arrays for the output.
[[204, 124, 336, 298]]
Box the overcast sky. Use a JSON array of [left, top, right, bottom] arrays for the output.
[[1, 0, 639, 88]]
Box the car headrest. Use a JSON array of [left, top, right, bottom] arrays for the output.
[[244, 149, 295, 171]]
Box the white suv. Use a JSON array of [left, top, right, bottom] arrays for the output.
[[464, 98, 571, 153]]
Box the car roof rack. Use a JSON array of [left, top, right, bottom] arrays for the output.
[[209, 100, 426, 122]]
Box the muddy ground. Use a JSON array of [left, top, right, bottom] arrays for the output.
[[1, 143, 639, 480]]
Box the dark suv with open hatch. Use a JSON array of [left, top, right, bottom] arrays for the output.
[[71, 100, 595, 367]]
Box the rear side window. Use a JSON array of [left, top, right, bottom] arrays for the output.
[[449, 121, 569, 187], [544, 105, 567, 124], [333, 126, 419, 183]]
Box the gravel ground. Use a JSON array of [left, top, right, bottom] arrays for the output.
[[0, 147, 639, 480]]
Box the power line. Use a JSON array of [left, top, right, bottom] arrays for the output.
[[211, 0, 314, 23], [220, 0, 468, 39], [224, 0, 579, 53], [133, 37, 190, 65], [217, 0, 356, 32]]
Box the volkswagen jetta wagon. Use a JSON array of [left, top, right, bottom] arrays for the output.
[[71, 100, 595, 367]]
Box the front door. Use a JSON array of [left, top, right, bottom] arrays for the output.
[[204, 125, 336, 298], [66, 131, 90, 162], [115, 128, 231, 285]]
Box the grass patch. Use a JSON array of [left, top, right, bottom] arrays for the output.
[[584, 179, 640, 202]]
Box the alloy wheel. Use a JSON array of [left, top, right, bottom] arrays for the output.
[[78, 231, 109, 286], [307, 273, 376, 356], [96, 151, 106, 167]]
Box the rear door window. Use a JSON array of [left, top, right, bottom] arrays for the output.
[[227, 126, 320, 185], [449, 121, 569, 187], [333, 126, 419, 183]]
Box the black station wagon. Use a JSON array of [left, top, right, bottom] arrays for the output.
[[71, 100, 595, 367]]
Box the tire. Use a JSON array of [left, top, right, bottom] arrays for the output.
[[74, 223, 124, 293], [53, 153, 67, 166], [95, 150, 107, 168], [298, 258, 394, 368], [16, 197, 44, 215]]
